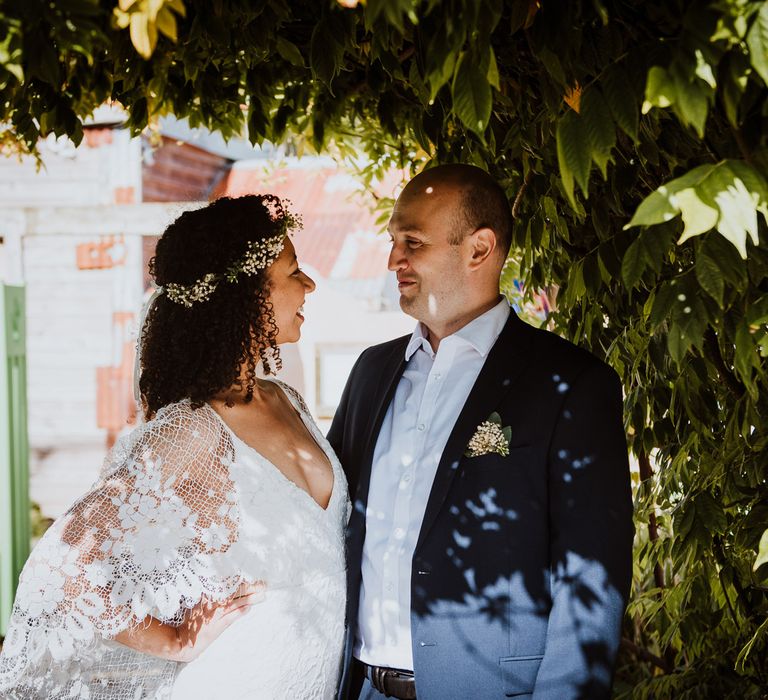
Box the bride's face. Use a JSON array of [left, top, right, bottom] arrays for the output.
[[267, 237, 316, 345]]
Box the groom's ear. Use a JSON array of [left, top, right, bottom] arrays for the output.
[[467, 227, 497, 270]]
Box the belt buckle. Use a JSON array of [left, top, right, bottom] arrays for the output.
[[371, 666, 392, 695], [371, 666, 411, 699], [382, 668, 400, 698]]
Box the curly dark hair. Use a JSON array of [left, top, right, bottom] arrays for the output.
[[139, 194, 298, 419]]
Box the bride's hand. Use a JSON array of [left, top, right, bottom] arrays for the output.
[[113, 581, 266, 662], [175, 581, 267, 663]]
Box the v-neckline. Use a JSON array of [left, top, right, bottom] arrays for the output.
[[205, 379, 336, 513]]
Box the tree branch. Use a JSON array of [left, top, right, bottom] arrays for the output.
[[637, 450, 665, 592], [704, 328, 745, 399], [620, 637, 673, 674], [511, 169, 533, 219]]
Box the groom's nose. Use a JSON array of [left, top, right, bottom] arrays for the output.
[[388, 240, 408, 272]]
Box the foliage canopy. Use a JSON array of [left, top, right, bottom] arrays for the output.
[[1, 0, 768, 695]]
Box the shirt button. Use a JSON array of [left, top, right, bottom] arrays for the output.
[[386, 583, 394, 592], [403, 473, 412, 483], [433, 373, 441, 380], [394, 528, 405, 539], [417, 423, 426, 431]]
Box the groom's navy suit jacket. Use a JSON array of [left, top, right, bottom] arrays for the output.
[[328, 312, 634, 700]]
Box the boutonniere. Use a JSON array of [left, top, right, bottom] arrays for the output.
[[465, 412, 512, 458]]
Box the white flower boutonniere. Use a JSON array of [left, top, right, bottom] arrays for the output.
[[465, 412, 512, 458]]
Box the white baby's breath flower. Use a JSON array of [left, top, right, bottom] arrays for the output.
[[465, 413, 511, 458], [163, 220, 295, 308]]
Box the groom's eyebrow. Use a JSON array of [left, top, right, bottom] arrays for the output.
[[388, 225, 422, 236]]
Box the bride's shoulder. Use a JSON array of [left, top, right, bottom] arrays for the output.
[[116, 400, 235, 468], [151, 399, 223, 434]]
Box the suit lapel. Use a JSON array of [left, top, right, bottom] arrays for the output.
[[415, 313, 532, 551], [351, 338, 408, 514]]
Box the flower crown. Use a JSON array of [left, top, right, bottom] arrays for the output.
[[162, 211, 301, 308]]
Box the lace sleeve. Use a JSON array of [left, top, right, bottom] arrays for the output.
[[0, 401, 251, 688]]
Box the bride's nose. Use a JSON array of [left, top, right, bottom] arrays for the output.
[[301, 271, 316, 293]]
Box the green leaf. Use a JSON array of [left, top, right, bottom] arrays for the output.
[[676, 187, 719, 243], [580, 87, 615, 178], [760, 332, 768, 358], [694, 49, 716, 89], [695, 491, 727, 534], [649, 280, 678, 328], [674, 500, 696, 540], [678, 294, 709, 352], [27, 34, 61, 83], [583, 252, 601, 295], [626, 160, 768, 258], [247, 99, 269, 145], [698, 162, 767, 258], [276, 37, 304, 67], [755, 528, 768, 571], [722, 53, 749, 126], [746, 295, 768, 326], [700, 233, 747, 287], [488, 411, 502, 425], [642, 65, 675, 112], [602, 64, 638, 141], [129, 12, 157, 59], [487, 46, 500, 90], [451, 51, 492, 137], [2, 61, 24, 83], [642, 61, 713, 136], [537, 47, 566, 86], [564, 259, 586, 306], [625, 188, 680, 229], [671, 62, 711, 137], [667, 323, 690, 366], [310, 19, 342, 87], [165, 0, 186, 16], [746, 2, 768, 86], [155, 6, 178, 42], [736, 616, 768, 671], [425, 27, 462, 101], [734, 321, 755, 384], [621, 235, 648, 289], [695, 250, 724, 306], [556, 110, 591, 207]]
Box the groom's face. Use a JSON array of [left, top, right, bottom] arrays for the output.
[[387, 180, 472, 326]]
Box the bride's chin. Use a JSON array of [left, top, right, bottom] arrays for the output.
[[275, 329, 301, 345]]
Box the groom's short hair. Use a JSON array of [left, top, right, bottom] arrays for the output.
[[426, 164, 513, 258]]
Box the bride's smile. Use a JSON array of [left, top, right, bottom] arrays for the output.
[[268, 237, 316, 346]]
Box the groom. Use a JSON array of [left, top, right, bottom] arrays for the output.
[[328, 164, 634, 699]]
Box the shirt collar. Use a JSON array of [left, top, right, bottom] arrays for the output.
[[404, 297, 511, 361]]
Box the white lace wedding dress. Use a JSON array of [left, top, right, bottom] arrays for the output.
[[0, 379, 350, 699]]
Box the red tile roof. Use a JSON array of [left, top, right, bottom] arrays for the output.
[[143, 136, 231, 202], [216, 164, 399, 279]]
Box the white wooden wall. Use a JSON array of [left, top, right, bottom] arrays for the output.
[[0, 135, 413, 518]]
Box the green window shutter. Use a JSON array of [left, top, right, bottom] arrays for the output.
[[0, 284, 29, 637]]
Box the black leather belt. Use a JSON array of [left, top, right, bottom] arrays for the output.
[[360, 661, 417, 699]]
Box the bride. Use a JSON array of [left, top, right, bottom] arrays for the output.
[[0, 195, 350, 699]]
